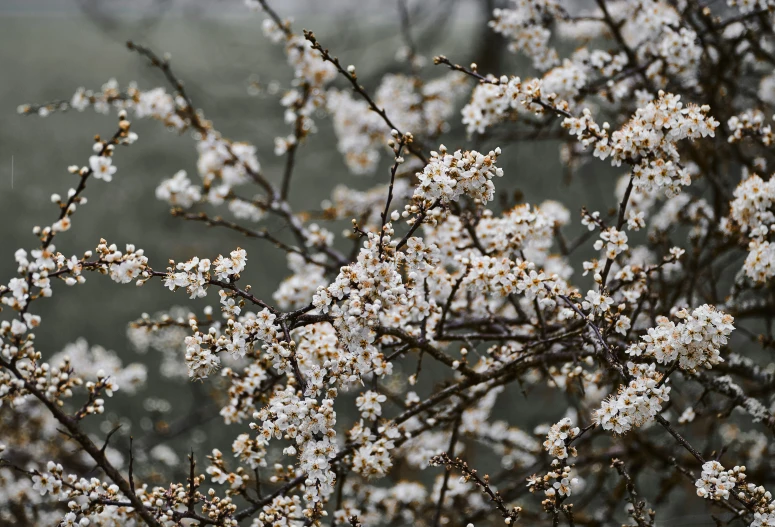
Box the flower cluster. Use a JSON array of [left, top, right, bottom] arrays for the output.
[[256, 11, 336, 157], [461, 75, 543, 134], [328, 73, 466, 174], [412, 145, 503, 206], [543, 417, 580, 460], [155, 170, 202, 209], [356, 390, 387, 421], [695, 461, 743, 500], [30, 77, 189, 132], [96, 240, 149, 285], [163, 248, 247, 299], [565, 92, 719, 197], [626, 305, 735, 373], [527, 464, 581, 500], [594, 227, 629, 259], [489, 0, 561, 70], [729, 174, 775, 283], [728, 0, 775, 14], [273, 253, 328, 310], [730, 174, 775, 233], [351, 424, 401, 479], [593, 362, 671, 434], [727, 110, 774, 146], [744, 239, 775, 284]]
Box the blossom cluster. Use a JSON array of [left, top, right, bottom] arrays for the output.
[[489, 0, 561, 70], [626, 305, 735, 373], [593, 362, 671, 434], [412, 145, 503, 206], [543, 417, 579, 460], [565, 92, 719, 197], [163, 248, 247, 299], [328, 73, 466, 174], [729, 174, 775, 283], [461, 75, 544, 134], [696, 461, 743, 500]]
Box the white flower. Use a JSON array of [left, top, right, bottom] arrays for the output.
[[155, 170, 202, 209], [356, 390, 387, 421], [89, 155, 117, 182], [582, 290, 614, 316]]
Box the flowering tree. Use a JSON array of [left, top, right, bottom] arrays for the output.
[[5, 0, 775, 525]]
